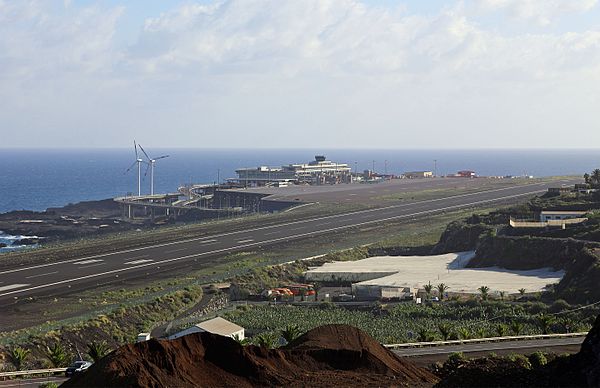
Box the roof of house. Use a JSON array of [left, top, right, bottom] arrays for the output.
[[195, 317, 243, 336], [540, 210, 587, 215]]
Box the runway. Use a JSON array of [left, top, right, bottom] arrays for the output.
[[0, 180, 576, 305]]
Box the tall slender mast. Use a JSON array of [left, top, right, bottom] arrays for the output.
[[150, 161, 155, 195], [138, 160, 141, 196]]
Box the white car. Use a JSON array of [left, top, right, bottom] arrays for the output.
[[65, 360, 93, 377]]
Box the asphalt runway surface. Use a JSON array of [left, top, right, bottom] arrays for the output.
[[235, 177, 526, 204], [0, 179, 577, 307]]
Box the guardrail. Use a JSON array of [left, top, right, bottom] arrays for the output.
[[384, 332, 587, 349], [0, 367, 66, 379]]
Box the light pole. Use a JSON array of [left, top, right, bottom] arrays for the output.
[[434, 159, 437, 177]]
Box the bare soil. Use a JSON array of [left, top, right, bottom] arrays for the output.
[[62, 324, 438, 387]]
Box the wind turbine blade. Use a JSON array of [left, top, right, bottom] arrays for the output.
[[155, 155, 169, 160], [138, 143, 151, 161], [134, 140, 138, 158], [124, 161, 137, 174], [143, 162, 151, 178]]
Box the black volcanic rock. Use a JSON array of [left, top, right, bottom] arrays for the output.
[[12, 238, 39, 245]]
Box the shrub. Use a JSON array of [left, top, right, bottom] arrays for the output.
[[549, 299, 571, 314], [528, 351, 548, 368], [507, 353, 532, 370]]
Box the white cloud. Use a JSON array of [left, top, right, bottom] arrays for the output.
[[476, 0, 598, 26], [0, 0, 599, 148]]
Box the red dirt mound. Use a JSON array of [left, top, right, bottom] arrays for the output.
[[61, 324, 437, 387]]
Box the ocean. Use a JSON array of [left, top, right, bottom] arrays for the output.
[[0, 148, 598, 214]]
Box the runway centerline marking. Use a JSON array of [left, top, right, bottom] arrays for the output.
[[236, 239, 254, 243], [73, 259, 103, 265], [125, 259, 154, 265], [0, 186, 553, 299], [199, 239, 217, 244], [25, 271, 58, 279], [78, 263, 105, 269], [165, 248, 187, 254]]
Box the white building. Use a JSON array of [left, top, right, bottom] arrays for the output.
[[539, 210, 587, 222], [168, 317, 244, 340], [234, 155, 351, 186], [403, 171, 433, 179]]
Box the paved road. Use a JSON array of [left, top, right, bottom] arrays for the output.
[[0, 180, 576, 306], [392, 337, 585, 357], [0, 376, 67, 388]]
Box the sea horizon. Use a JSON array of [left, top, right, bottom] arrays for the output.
[[1, 148, 596, 214]]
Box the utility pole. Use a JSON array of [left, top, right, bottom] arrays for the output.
[[372, 160, 375, 173], [384, 160, 388, 176], [217, 168, 220, 186], [434, 159, 437, 177]]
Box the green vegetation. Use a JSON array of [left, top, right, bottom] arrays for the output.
[[7, 346, 30, 370], [0, 285, 203, 368], [224, 300, 598, 344], [45, 342, 70, 367], [87, 340, 111, 362]]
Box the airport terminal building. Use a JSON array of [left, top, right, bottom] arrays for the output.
[[234, 156, 352, 186]]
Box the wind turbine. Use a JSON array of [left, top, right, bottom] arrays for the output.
[[137, 144, 169, 195], [124, 140, 146, 196]]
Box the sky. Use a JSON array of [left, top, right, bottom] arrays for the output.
[[1, 0, 599, 149]]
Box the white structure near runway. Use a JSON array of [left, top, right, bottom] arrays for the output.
[[168, 317, 244, 340], [305, 252, 565, 298]]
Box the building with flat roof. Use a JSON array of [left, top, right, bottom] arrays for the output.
[[234, 156, 351, 186], [403, 171, 433, 179], [168, 317, 245, 340], [539, 210, 587, 222]]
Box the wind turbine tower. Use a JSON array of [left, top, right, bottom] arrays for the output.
[[137, 144, 169, 195], [125, 140, 146, 196]]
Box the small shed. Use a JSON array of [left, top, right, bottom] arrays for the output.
[[168, 317, 244, 340]]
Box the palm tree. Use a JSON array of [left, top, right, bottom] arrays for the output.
[[592, 169, 600, 186], [8, 346, 30, 370], [438, 323, 452, 341], [436, 283, 449, 301], [457, 327, 471, 340], [281, 325, 302, 343], [254, 332, 278, 349], [510, 321, 524, 336], [232, 334, 249, 346], [478, 286, 490, 301], [584, 173, 591, 184], [518, 288, 526, 297], [87, 341, 110, 363], [475, 328, 487, 338], [538, 314, 555, 335], [496, 324, 508, 337], [417, 328, 435, 342], [45, 343, 69, 367], [498, 291, 506, 301], [424, 282, 433, 300]]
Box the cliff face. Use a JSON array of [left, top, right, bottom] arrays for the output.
[[431, 221, 494, 254], [468, 236, 600, 304], [469, 236, 599, 270]]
